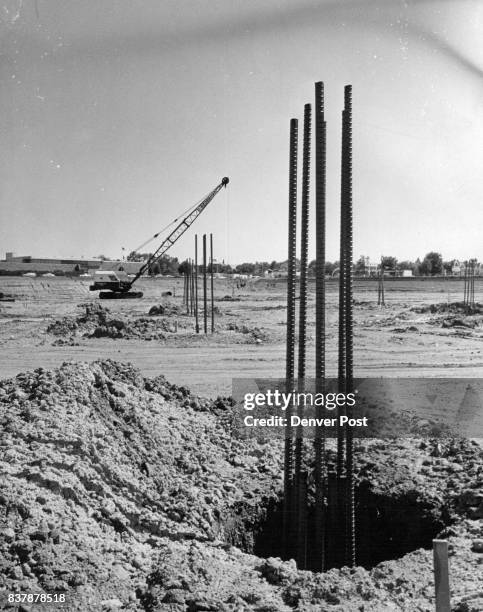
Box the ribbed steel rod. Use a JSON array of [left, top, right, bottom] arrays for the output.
[[283, 118, 298, 558], [342, 85, 356, 568], [295, 103, 312, 569], [210, 234, 215, 333], [203, 234, 208, 334], [337, 113, 347, 483], [183, 270, 187, 308], [195, 236, 199, 333], [313, 80, 327, 573], [190, 259, 195, 316]]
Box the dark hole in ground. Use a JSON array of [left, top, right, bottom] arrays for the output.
[[223, 483, 449, 571]]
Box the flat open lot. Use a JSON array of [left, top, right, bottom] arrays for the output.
[[1, 275, 482, 397]]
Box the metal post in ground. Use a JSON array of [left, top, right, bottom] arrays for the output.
[[183, 270, 187, 308], [195, 236, 199, 333], [203, 234, 208, 334], [313, 80, 327, 573], [186, 265, 190, 314], [471, 260, 476, 309], [337, 117, 347, 486], [342, 84, 356, 568], [283, 117, 298, 559], [210, 234, 215, 333], [295, 102, 311, 570], [190, 259, 195, 316]]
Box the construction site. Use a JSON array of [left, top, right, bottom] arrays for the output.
[[1, 2, 483, 612], [1, 73, 482, 612]]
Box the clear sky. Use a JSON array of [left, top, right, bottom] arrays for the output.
[[0, 0, 482, 265]]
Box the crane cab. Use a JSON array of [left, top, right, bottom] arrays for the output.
[[89, 270, 142, 299]]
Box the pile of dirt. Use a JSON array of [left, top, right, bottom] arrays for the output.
[[47, 304, 190, 342], [226, 322, 270, 343], [411, 302, 483, 315], [0, 360, 280, 610], [441, 318, 479, 329], [1, 360, 482, 611], [147, 304, 183, 317]]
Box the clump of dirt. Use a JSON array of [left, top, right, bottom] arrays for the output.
[[226, 322, 270, 343], [1, 361, 482, 611], [47, 304, 190, 342], [442, 317, 479, 329], [148, 303, 183, 316], [391, 325, 419, 333], [411, 302, 483, 315], [218, 295, 241, 302]]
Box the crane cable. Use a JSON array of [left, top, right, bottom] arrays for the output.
[[131, 188, 213, 255]]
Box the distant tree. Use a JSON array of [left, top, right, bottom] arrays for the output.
[[154, 255, 179, 275], [420, 252, 443, 276], [325, 261, 338, 276], [96, 254, 108, 261], [412, 258, 422, 276], [235, 262, 256, 275], [127, 251, 152, 262], [355, 255, 368, 275], [381, 256, 398, 271], [397, 260, 414, 271], [149, 262, 160, 276], [254, 261, 270, 275], [270, 260, 279, 271], [178, 259, 190, 275], [443, 260, 454, 274]]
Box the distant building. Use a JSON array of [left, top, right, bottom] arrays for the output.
[[0, 253, 142, 276]]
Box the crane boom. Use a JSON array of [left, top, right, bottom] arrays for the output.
[[127, 177, 229, 289], [90, 176, 229, 299]]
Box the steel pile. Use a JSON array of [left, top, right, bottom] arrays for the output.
[[283, 82, 356, 572], [463, 259, 477, 312], [193, 233, 216, 333]]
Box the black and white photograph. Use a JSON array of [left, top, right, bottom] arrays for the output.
[[0, 1, 482, 610]]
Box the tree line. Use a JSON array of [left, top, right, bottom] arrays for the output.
[[113, 250, 473, 277]]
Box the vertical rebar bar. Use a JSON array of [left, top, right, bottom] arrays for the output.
[[190, 259, 195, 316], [296, 471, 308, 570], [283, 118, 298, 559], [313, 80, 327, 572], [195, 236, 199, 333], [210, 234, 215, 333], [342, 84, 356, 568], [203, 234, 208, 334], [337, 114, 347, 483], [295, 103, 312, 569], [183, 270, 187, 308]]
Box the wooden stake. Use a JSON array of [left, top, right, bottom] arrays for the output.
[[433, 539, 450, 612]]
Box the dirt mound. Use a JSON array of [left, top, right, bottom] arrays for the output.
[[442, 317, 479, 329], [411, 302, 483, 315], [148, 303, 183, 317], [0, 360, 280, 610], [1, 361, 482, 610], [47, 304, 189, 341], [226, 322, 270, 343]]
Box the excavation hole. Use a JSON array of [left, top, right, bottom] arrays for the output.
[[223, 484, 449, 572]]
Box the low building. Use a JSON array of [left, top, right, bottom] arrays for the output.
[[0, 253, 142, 276]]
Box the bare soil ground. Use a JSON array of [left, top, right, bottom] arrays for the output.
[[0, 277, 482, 397], [0, 276, 482, 611]]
